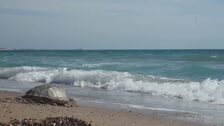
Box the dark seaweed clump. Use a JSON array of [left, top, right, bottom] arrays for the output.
[[0, 117, 92, 126]]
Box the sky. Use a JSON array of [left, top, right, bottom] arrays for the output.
[[0, 0, 224, 49]]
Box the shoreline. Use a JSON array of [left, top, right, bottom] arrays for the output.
[[0, 90, 209, 126]]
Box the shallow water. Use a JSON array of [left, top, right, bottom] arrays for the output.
[[0, 79, 224, 125]]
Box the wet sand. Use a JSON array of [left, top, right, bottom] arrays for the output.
[[0, 90, 207, 126]]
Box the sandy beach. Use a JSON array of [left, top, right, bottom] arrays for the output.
[[0, 90, 208, 126]]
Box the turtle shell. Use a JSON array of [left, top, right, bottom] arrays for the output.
[[24, 84, 69, 104]]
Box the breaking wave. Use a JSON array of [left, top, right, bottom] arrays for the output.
[[1, 66, 224, 104]]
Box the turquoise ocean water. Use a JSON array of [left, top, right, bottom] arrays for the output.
[[1, 50, 224, 81], [1, 50, 224, 123]]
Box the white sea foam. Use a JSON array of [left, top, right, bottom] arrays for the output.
[[0, 66, 48, 78], [1, 66, 224, 104], [127, 104, 199, 114]]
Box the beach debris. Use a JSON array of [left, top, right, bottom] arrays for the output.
[[22, 84, 78, 106], [0, 117, 92, 126]]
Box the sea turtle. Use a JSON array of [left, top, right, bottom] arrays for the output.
[[22, 84, 77, 106]]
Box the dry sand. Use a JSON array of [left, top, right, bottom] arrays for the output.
[[0, 90, 207, 126]]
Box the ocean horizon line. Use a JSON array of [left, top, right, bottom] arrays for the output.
[[1, 48, 224, 51]]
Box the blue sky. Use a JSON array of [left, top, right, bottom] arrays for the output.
[[0, 0, 224, 49]]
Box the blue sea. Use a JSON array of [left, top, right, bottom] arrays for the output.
[[1, 50, 224, 124]]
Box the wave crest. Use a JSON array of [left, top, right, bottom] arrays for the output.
[[1, 66, 224, 104]]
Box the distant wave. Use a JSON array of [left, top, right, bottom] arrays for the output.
[[182, 55, 224, 62], [1, 66, 224, 105], [81, 63, 124, 68], [210, 55, 218, 58]]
